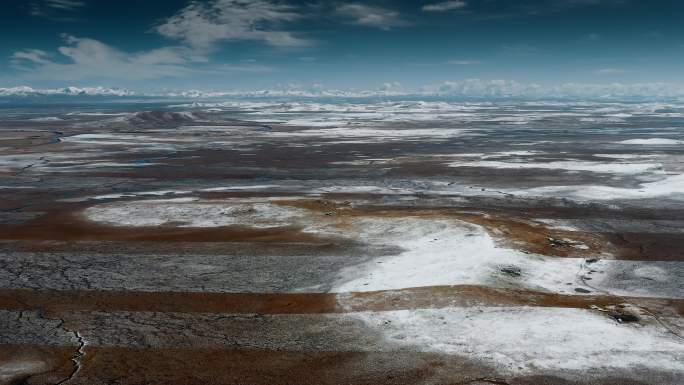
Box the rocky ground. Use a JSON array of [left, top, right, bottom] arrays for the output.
[[0, 100, 682, 384]]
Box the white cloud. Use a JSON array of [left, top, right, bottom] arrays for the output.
[[43, 0, 84, 10], [155, 0, 310, 50], [0, 86, 133, 97], [30, 0, 85, 19], [335, 4, 407, 30], [423, 79, 543, 97], [11, 35, 195, 81], [422, 79, 684, 98], [593, 68, 626, 75], [4, 79, 684, 99], [549, 82, 682, 97], [446, 59, 481, 65], [215, 64, 275, 73], [379, 81, 403, 91], [422, 1, 467, 12], [11, 49, 51, 65], [12, 0, 308, 83]]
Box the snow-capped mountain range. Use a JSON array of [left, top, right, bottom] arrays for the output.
[[0, 86, 135, 97], [2, 81, 684, 100]]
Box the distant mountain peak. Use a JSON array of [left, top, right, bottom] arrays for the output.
[[0, 86, 135, 97]]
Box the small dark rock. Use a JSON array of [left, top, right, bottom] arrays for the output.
[[548, 237, 574, 247], [500, 266, 522, 277], [574, 288, 591, 293], [610, 313, 639, 323]]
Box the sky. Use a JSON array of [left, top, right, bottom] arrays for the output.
[[1, 0, 683, 94]]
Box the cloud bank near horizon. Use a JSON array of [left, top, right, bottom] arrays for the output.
[[3, 79, 684, 99]]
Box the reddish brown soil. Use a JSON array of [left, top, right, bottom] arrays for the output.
[[604, 233, 684, 261], [0, 344, 656, 385], [0, 207, 339, 244], [1, 286, 680, 317], [0, 239, 360, 256], [276, 200, 607, 259], [3, 198, 682, 261]]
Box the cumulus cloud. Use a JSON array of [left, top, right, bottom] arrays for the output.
[[177, 80, 684, 99], [155, 0, 310, 50], [549, 82, 683, 97], [379, 81, 403, 92], [335, 4, 407, 30], [13, 0, 312, 82], [422, 1, 467, 12], [11, 35, 195, 81], [423, 79, 543, 97]]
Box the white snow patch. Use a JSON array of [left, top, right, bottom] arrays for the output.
[[268, 127, 468, 140], [313, 186, 416, 195], [66, 112, 131, 116], [64, 133, 195, 144], [331, 158, 394, 166], [448, 160, 663, 174], [28, 116, 63, 122], [633, 266, 670, 283], [84, 198, 680, 298], [532, 219, 582, 232], [519, 173, 684, 200], [84, 199, 309, 228], [332, 217, 587, 295], [0, 360, 48, 382], [47, 162, 159, 171], [580, 117, 626, 123], [619, 138, 683, 145], [594, 154, 658, 160], [200, 185, 282, 192], [485, 150, 540, 157], [349, 307, 684, 374]]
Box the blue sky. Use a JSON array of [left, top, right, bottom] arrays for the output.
[[1, 0, 683, 93]]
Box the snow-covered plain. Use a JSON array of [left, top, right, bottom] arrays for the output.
[[84, 199, 311, 229], [619, 138, 683, 145], [83, 199, 682, 298], [518, 174, 684, 200], [351, 306, 684, 374], [7, 98, 684, 382], [448, 159, 664, 174]]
